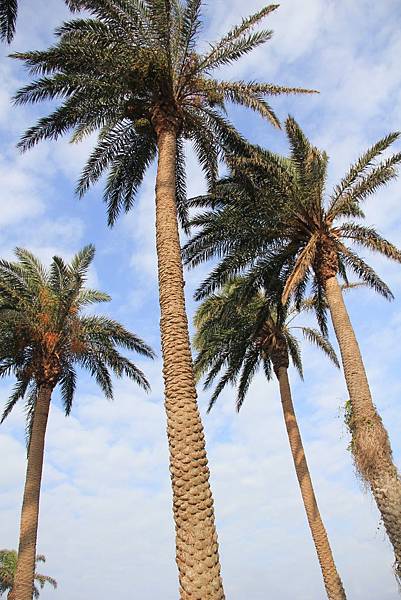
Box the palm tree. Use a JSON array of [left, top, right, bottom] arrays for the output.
[[184, 118, 401, 580], [0, 550, 57, 600], [0, 245, 154, 600], [0, 0, 78, 42], [193, 279, 346, 599], [11, 3, 315, 595]]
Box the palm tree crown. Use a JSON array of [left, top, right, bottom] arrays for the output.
[[12, 1, 313, 226], [0, 245, 154, 430], [0, 550, 57, 598], [184, 117, 401, 331], [194, 278, 339, 410]]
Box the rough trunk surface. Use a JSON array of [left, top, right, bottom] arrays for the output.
[[155, 126, 225, 599], [277, 366, 346, 599], [325, 276, 401, 580], [13, 385, 52, 600]]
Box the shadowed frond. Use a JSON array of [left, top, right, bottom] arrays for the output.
[[0, 0, 17, 42], [299, 327, 340, 368]]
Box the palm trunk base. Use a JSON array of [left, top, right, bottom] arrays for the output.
[[369, 469, 401, 581]]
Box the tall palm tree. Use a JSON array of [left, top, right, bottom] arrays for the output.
[[0, 550, 57, 600], [193, 279, 346, 599], [0, 245, 154, 600], [0, 0, 78, 42], [11, 3, 314, 595], [183, 118, 401, 580]]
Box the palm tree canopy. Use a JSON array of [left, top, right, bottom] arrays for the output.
[[184, 117, 401, 333], [12, 1, 314, 227], [0, 550, 57, 597], [0, 245, 154, 435], [193, 277, 339, 411]]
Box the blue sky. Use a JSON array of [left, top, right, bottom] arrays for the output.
[[1, 1, 401, 598]]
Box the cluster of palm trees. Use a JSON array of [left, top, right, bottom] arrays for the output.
[[0, 1, 400, 599]]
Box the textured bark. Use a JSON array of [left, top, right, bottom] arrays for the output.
[[155, 126, 225, 599], [7, 589, 16, 600], [13, 385, 52, 600], [277, 366, 346, 599], [325, 276, 401, 579]]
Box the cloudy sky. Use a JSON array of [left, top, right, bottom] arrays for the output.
[[1, 1, 401, 598]]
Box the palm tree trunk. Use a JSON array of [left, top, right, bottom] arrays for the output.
[[324, 275, 401, 579], [13, 385, 52, 600], [7, 590, 16, 600], [276, 366, 346, 599], [155, 125, 225, 600]]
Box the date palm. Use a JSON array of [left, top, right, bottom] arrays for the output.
[[0, 550, 57, 600], [193, 278, 346, 599], [184, 117, 401, 581], [0, 245, 154, 600], [11, 3, 314, 596]]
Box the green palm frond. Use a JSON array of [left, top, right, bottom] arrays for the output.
[[236, 345, 260, 411], [337, 242, 394, 299], [0, 0, 17, 42], [285, 332, 303, 379], [34, 573, 57, 590], [339, 223, 401, 262], [59, 365, 77, 416], [328, 132, 401, 218], [299, 327, 340, 368]]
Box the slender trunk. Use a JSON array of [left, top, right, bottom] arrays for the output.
[[155, 126, 225, 599], [13, 385, 52, 600], [325, 276, 401, 579], [7, 589, 16, 600], [277, 366, 346, 599]]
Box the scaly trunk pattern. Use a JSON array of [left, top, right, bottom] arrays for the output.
[[13, 385, 52, 600], [7, 590, 16, 600], [276, 366, 346, 599], [154, 126, 225, 599], [325, 276, 401, 579]]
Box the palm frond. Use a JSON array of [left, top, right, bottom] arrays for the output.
[[236, 346, 260, 411], [282, 234, 318, 304], [300, 327, 340, 368], [328, 132, 401, 217], [338, 242, 393, 299], [339, 223, 401, 263], [285, 332, 303, 379], [0, 0, 17, 42]]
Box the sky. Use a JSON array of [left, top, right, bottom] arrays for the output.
[[1, 1, 401, 598]]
